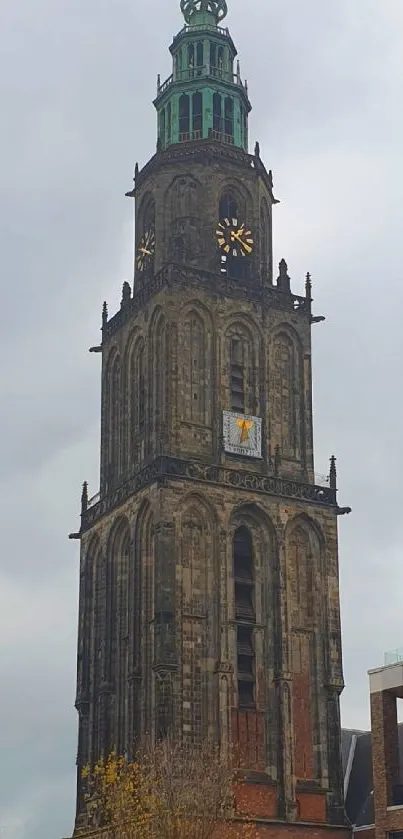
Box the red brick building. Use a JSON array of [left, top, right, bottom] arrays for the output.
[[342, 654, 403, 838]]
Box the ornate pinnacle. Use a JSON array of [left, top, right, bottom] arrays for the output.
[[305, 271, 312, 298], [329, 455, 337, 490], [277, 258, 291, 292], [81, 481, 88, 515], [102, 301, 108, 331], [121, 280, 131, 308]]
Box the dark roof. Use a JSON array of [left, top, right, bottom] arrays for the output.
[[342, 723, 403, 829]]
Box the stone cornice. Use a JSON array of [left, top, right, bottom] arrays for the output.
[[80, 456, 337, 534], [127, 139, 276, 199], [103, 262, 311, 343]]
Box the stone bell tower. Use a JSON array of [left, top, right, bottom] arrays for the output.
[[70, 0, 351, 836]]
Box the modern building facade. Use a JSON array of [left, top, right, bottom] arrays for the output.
[[70, 0, 351, 835]]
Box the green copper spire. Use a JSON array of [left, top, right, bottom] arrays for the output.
[[153, 0, 251, 151]]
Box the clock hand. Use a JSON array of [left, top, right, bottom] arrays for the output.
[[232, 230, 252, 254]]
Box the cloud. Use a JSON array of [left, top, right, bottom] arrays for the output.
[[1, 0, 402, 836]]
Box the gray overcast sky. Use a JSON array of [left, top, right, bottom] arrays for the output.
[[1, 0, 402, 837]]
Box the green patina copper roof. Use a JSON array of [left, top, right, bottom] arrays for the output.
[[153, 0, 251, 152]]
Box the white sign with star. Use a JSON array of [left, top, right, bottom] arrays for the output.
[[222, 410, 262, 458]]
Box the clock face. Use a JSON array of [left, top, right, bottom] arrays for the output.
[[136, 227, 155, 272], [216, 218, 254, 258], [223, 410, 262, 459]]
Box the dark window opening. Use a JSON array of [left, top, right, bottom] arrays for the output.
[[192, 92, 203, 135], [196, 41, 204, 72], [179, 94, 190, 136], [210, 42, 216, 69], [217, 46, 224, 74], [219, 192, 238, 221], [138, 347, 145, 430], [224, 97, 234, 139], [235, 583, 254, 619], [234, 526, 253, 580], [238, 655, 254, 676], [188, 43, 194, 74], [237, 625, 253, 654], [238, 680, 254, 707], [234, 526, 256, 708], [213, 92, 222, 134]]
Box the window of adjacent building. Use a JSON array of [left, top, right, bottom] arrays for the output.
[[179, 94, 190, 136]]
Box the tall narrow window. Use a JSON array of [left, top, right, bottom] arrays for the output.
[[213, 92, 221, 134], [175, 49, 183, 78], [179, 94, 190, 138], [230, 337, 244, 412], [188, 43, 194, 76], [196, 41, 204, 74], [210, 42, 216, 72], [217, 46, 224, 75], [233, 526, 255, 707], [192, 92, 202, 136], [138, 345, 145, 431], [167, 102, 172, 144], [224, 97, 234, 140]]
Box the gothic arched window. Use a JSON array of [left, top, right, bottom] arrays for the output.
[[179, 94, 190, 138], [226, 323, 257, 414], [192, 92, 203, 135], [182, 310, 211, 424], [233, 526, 255, 707]]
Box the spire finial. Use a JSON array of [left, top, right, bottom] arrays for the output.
[[180, 0, 228, 25], [305, 271, 312, 298]]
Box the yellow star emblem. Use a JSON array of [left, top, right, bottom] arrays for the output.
[[236, 418, 254, 444]]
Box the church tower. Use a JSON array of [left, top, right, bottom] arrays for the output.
[[71, 1, 351, 836]]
